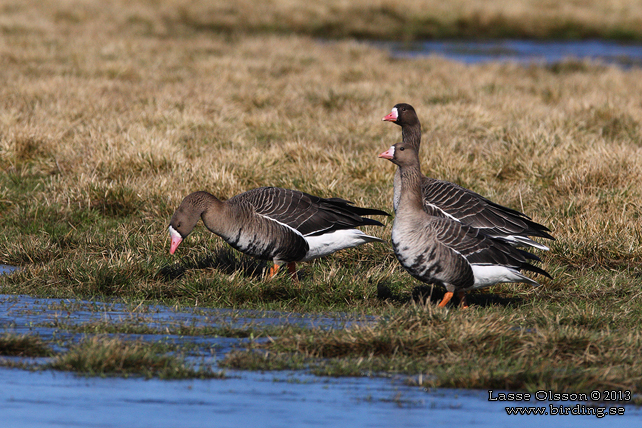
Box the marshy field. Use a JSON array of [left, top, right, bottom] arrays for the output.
[[1, 0, 642, 423]]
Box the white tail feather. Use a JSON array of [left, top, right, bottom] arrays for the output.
[[471, 264, 540, 289], [302, 229, 383, 261]]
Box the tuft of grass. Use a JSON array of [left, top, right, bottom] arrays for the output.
[[221, 351, 310, 372], [48, 336, 224, 379], [0, 333, 53, 357], [47, 318, 319, 339]]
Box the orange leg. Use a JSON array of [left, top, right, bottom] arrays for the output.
[[438, 291, 454, 307], [287, 262, 298, 281], [268, 263, 298, 281], [457, 291, 469, 309], [267, 264, 280, 279]]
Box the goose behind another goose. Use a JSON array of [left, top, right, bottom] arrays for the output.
[[379, 142, 550, 307], [168, 187, 389, 278], [383, 103, 554, 251]]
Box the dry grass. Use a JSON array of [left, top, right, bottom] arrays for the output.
[[3, 0, 642, 40], [1, 3, 641, 280], [178, 0, 642, 40], [1, 0, 642, 391], [1, 1, 641, 298]]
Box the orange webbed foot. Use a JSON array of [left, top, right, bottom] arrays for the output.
[[438, 291, 454, 307], [267, 264, 280, 279]]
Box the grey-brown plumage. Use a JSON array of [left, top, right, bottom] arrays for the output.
[[379, 142, 550, 307], [383, 103, 554, 250], [168, 188, 389, 276], [232, 187, 386, 237]]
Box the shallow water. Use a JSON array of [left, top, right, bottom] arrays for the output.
[[0, 265, 17, 275], [1, 293, 640, 427], [384, 40, 642, 67], [0, 294, 368, 357], [3, 368, 641, 428]]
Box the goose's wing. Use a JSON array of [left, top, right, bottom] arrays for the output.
[[422, 177, 554, 243], [232, 187, 388, 237], [429, 217, 551, 278]]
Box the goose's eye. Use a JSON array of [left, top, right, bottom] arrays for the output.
[[399, 147, 405, 151], [401, 108, 406, 111]]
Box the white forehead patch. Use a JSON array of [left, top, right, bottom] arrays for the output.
[[168, 225, 182, 239], [389, 146, 395, 156], [391, 107, 398, 119]]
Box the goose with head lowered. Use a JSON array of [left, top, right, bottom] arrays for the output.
[[168, 187, 389, 278], [379, 142, 551, 307], [383, 103, 554, 251]]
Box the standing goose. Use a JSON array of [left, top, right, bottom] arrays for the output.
[[168, 187, 389, 278], [379, 142, 550, 307], [383, 103, 554, 250]]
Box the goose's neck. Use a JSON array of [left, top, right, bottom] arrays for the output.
[[200, 194, 229, 236], [401, 124, 421, 151], [394, 123, 422, 213], [397, 164, 425, 214]]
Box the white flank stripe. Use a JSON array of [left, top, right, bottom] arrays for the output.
[[426, 203, 460, 222], [256, 213, 305, 238]]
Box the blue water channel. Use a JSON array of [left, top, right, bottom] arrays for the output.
[[5, 367, 640, 428], [384, 40, 642, 67]]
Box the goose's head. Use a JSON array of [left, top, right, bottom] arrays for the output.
[[382, 103, 419, 128], [168, 191, 213, 254], [378, 142, 420, 168]]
